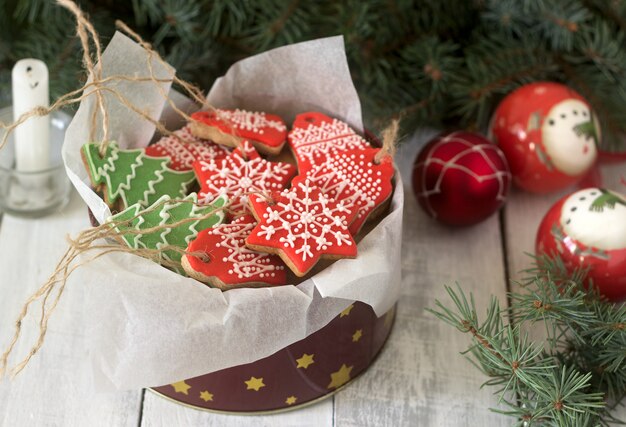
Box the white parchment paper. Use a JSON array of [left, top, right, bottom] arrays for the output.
[[62, 32, 404, 390]]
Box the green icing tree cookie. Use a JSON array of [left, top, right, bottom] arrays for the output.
[[109, 192, 228, 274], [81, 141, 196, 210]]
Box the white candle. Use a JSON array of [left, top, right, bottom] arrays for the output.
[[12, 59, 50, 172]]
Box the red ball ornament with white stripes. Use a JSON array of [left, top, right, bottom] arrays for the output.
[[412, 131, 512, 226]]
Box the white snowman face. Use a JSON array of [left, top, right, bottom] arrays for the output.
[[541, 99, 598, 176], [560, 188, 626, 251]]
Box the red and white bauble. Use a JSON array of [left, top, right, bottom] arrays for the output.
[[536, 187, 626, 301], [490, 82, 599, 193], [412, 131, 511, 226]]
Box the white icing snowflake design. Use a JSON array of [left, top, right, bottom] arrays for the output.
[[294, 148, 393, 233], [196, 143, 296, 213], [210, 216, 285, 281], [289, 118, 369, 165], [217, 109, 286, 135], [254, 179, 356, 265]]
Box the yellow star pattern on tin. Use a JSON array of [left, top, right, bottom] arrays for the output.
[[327, 364, 353, 389], [352, 329, 363, 342], [285, 395, 298, 405], [296, 353, 315, 369], [199, 390, 214, 402], [340, 304, 354, 317], [245, 376, 266, 391], [171, 380, 191, 395]]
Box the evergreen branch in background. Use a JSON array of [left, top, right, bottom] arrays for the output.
[[428, 255, 626, 426], [2, 0, 626, 151]]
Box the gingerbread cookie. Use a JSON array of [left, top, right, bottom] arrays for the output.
[[246, 178, 358, 277], [194, 140, 297, 215], [190, 109, 287, 155], [110, 193, 228, 274], [145, 124, 230, 171], [82, 141, 196, 211], [183, 214, 288, 289], [292, 148, 394, 234], [288, 112, 370, 171]]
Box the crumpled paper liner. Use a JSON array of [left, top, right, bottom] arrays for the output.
[[62, 32, 404, 391]]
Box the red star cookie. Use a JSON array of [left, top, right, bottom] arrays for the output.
[[246, 179, 358, 277], [145, 124, 230, 171], [288, 112, 370, 172], [190, 109, 287, 155], [193, 140, 297, 215], [182, 215, 288, 289], [292, 148, 394, 235]]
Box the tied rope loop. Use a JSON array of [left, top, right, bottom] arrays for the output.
[[374, 119, 400, 164]]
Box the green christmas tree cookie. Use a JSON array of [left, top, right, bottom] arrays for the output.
[[109, 192, 228, 274], [81, 141, 197, 210]]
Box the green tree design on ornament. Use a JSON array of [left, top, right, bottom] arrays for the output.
[[109, 193, 228, 274], [81, 141, 196, 210], [590, 189, 626, 212]]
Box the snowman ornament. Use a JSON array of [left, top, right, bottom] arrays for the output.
[[490, 82, 599, 193], [536, 187, 626, 301]]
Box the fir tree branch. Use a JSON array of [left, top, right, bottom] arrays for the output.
[[429, 254, 626, 426]]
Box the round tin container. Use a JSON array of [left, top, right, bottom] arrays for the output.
[[151, 301, 395, 413]]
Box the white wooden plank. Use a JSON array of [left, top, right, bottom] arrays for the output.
[[141, 390, 333, 426], [333, 132, 510, 426], [504, 163, 626, 423], [0, 191, 141, 427]]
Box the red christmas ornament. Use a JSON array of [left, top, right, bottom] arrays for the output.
[[490, 82, 599, 193], [536, 187, 626, 302], [412, 131, 511, 226]]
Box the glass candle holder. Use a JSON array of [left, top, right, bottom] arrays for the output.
[[0, 106, 72, 218]]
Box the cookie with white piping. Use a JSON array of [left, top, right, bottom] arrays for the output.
[[145, 124, 230, 171], [246, 178, 358, 277], [193, 140, 297, 215], [287, 112, 370, 172], [183, 214, 288, 288], [190, 109, 287, 155], [81, 141, 196, 211], [291, 147, 394, 235]]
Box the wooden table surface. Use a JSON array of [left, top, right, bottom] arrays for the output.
[[0, 131, 624, 426]]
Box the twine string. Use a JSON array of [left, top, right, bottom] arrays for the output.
[[114, 20, 246, 155], [0, 187, 280, 377], [57, 0, 108, 150], [374, 119, 400, 164]]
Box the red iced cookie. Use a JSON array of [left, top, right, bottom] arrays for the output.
[[182, 215, 288, 289], [246, 178, 358, 277], [292, 148, 394, 235], [190, 109, 287, 155], [145, 124, 230, 171], [194, 140, 297, 215], [288, 112, 370, 171]]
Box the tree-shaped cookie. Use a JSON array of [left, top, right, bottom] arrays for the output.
[[82, 141, 196, 211], [110, 193, 227, 274], [288, 112, 370, 171], [194, 140, 297, 215], [183, 214, 288, 289], [292, 148, 394, 234], [190, 109, 287, 155], [145, 124, 230, 171], [246, 179, 358, 277]]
